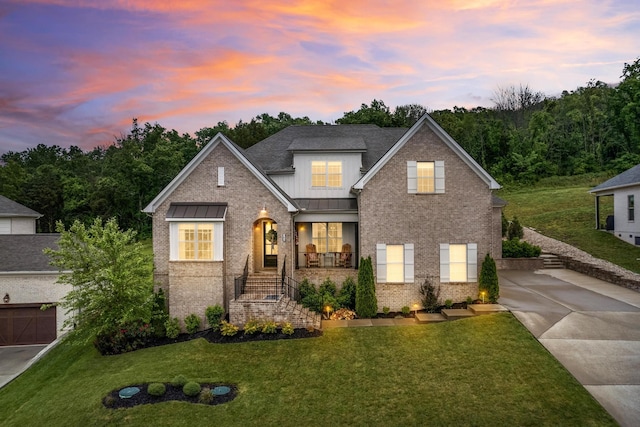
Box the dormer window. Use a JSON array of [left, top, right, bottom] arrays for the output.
[[312, 161, 342, 188]]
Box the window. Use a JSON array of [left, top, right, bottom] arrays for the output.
[[629, 195, 635, 222], [440, 243, 477, 282], [170, 222, 223, 261], [312, 222, 342, 253], [407, 160, 445, 194], [376, 243, 414, 283], [217, 167, 225, 186], [312, 161, 342, 188]]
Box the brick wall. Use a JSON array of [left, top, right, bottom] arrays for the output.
[[358, 124, 499, 309]]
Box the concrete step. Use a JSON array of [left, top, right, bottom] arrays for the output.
[[468, 304, 509, 315], [441, 308, 475, 320], [415, 312, 447, 323], [540, 253, 564, 269]]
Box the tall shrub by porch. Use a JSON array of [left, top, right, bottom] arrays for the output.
[[356, 256, 377, 318], [479, 253, 499, 303]]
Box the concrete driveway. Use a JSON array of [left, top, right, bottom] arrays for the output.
[[0, 345, 48, 389], [499, 269, 640, 427]]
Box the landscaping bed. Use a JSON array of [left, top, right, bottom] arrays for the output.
[[103, 383, 238, 409]]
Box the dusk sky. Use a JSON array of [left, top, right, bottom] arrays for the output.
[[1, 1, 639, 154]]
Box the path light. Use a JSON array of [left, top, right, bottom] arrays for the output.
[[324, 305, 333, 320], [3, 293, 9, 303], [480, 291, 486, 304], [412, 302, 420, 316]]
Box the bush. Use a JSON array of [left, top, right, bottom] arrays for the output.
[[356, 256, 377, 318], [337, 277, 357, 309], [243, 319, 261, 335], [501, 211, 509, 238], [419, 277, 441, 313], [199, 387, 213, 404], [205, 305, 225, 331], [165, 317, 180, 339], [507, 216, 524, 240], [479, 253, 500, 303], [94, 321, 154, 355], [382, 306, 390, 315], [401, 306, 410, 315], [318, 278, 337, 297], [220, 320, 239, 336], [299, 280, 322, 313], [445, 299, 453, 309], [150, 288, 168, 338], [171, 375, 188, 387], [183, 381, 201, 397], [147, 382, 166, 397], [502, 239, 542, 258], [466, 296, 473, 305], [184, 314, 201, 334], [261, 320, 278, 334], [281, 322, 295, 335]]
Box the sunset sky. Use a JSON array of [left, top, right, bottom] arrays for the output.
[[1, 0, 639, 154]]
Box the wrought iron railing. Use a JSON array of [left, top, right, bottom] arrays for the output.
[[234, 255, 249, 299]]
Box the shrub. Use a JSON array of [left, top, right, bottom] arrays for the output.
[[150, 288, 169, 338], [502, 239, 542, 258], [501, 211, 509, 238], [147, 382, 166, 397], [419, 277, 441, 313], [479, 253, 500, 303], [466, 296, 473, 305], [318, 278, 337, 297], [165, 317, 180, 339], [356, 256, 377, 318], [183, 381, 201, 397], [337, 276, 356, 309], [507, 216, 524, 240], [220, 320, 239, 336], [281, 322, 295, 335], [184, 314, 201, 335], [401, 306, 410, 316], [94, 321, 154, 355], [103, 395, 116, 408], [300, 280, 322, 313], [445, 299, 453, 309], [261, 320, 278, 334], [205, 305, 225, 331], [199, 387, 213, 404], [382, 306, 390, 315], [243, 319, 261, 335], [171, 374, 188, 387]]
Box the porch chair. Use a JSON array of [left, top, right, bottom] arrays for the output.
[[305, 243, 320, 268], [338, 243, 352, 268]]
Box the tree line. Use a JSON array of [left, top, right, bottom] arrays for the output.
[[1, 58, 638, 236]]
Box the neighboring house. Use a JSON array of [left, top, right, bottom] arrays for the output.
[[590, 164, 640, 245], [0, 196, 69, 346], [143, 113, 503, 328]]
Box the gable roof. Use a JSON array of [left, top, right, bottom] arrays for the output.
[[590, 164, 640, 194], [0, 234, 59, 272], [143, 133, 297, 213], [0, 195, 42, 218], [245, 124, 407, 174], [352, 113, 501, 190]]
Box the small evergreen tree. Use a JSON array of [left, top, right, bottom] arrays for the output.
[[479, 253, 499, 303], [356, 256, 377, 318], [507, 216, 524, 240], [501, 211, 509, 238]]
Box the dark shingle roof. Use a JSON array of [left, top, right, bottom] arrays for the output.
[[0, 234, 60, 272], [590, 164, 640, 193], [166, 203, 227, 219], [245, 125, 407, 173], [0, 195, 42, 218]]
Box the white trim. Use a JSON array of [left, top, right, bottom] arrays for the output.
[[353, 113, 500, 191], [217, 166, 225, 186], [143, 133, 297, 213]]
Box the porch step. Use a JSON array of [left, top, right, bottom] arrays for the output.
[[540, 253, 564, 269], [441, 309, 475, 320], [415, 312, 447, 323]]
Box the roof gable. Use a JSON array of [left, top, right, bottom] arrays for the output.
[[352, 114, 500, 190], [590, 164, 640, 194], [143, 133, 297, 213], [0, 195, 42, 218]]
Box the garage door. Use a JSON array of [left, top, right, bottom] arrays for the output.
[[0, 304, 57, 346]]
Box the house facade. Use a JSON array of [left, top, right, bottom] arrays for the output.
[[0, 195, 69, 346], [590, 164, 640, 245], [144, 114, 502, 328]]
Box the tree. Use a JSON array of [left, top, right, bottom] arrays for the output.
[[479, 253, 499, 303], [45, 217, 154, 340], [356, 256, 377, 318]]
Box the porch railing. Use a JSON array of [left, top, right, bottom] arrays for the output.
[[234, 255, 249, 298]]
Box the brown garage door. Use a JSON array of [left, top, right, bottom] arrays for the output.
[[0, 304, 57, 346]]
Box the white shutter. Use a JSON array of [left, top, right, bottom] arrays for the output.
[[404, 243, 414, 283], [440, 243, 450, 283], [169, 222, 178, 260], [407, 161, 417, 194], [217, 167, 225, 186], [376, 243, 387, 283], [467, 243, 477, 282], [435, 160, 445, 193], [213, 222, 224, 261]]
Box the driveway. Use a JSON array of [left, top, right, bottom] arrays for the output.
[[0, 345, 48, 389], [499, 269, 640, 427]]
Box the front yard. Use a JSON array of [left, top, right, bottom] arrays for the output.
[[0, 313, 615, 426]]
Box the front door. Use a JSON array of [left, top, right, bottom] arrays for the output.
[[264, 221, 277, 268]]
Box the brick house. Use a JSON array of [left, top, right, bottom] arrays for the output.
[[143, 113, 502, 329]]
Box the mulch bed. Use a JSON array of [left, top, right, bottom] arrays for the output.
[[103, 383, 238, 409], [148, 327, 323, 348]]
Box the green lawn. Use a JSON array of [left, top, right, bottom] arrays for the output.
[[0, 314, 614, 426], [498, 174, 640, 274]]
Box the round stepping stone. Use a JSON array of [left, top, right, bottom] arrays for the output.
[[119, 386, 140, 399], [212, 386, 231, 396]]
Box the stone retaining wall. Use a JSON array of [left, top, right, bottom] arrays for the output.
[[496, 258, 545, 270], [557, 255, 640, 292]]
